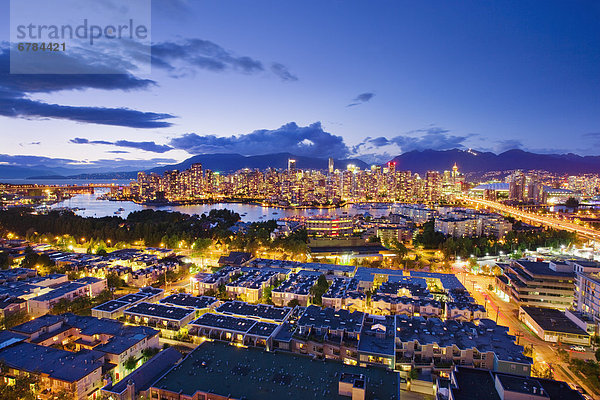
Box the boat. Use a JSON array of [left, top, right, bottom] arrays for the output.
[[117, 207, 125, 211]]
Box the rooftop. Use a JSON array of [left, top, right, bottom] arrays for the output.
[[92, 300, 129, 313], [520, 306, 589, 336], [151, 340, 400, 400], [216, 301, 292, 323], [297, 305, 365, 334], [125, 302, 196, 322], [160, 293, 218, 310], [0, 342, 104, 382], [103, 347, 182, 395]]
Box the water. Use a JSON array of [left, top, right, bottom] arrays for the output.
[[50, 189, 395, 222], [1, 179, 133, 186]]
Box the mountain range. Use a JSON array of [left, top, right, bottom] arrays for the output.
[[2, 149, 600, 180]]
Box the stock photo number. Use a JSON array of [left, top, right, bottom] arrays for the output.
[[17, 42, 66, 51]]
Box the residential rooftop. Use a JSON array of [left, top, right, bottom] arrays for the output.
[[216, 301, 292, 323], [151, 340, 400, 400], [297, 305, 365, 334], [160, 293, 218, 310], [395, 316, 531, 364], [125, 302, 196, 322]]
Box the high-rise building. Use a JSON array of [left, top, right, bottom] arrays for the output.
[[288, 158, 297, 172], [328, 157, 334, 175]]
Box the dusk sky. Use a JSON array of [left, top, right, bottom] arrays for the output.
[[1, 0, 599, 170]]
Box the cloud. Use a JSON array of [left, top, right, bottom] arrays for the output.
[[270, 63, 298, 82], [152, 39, 263, 74], [0, 48, 175, 128], [170, 122, 350, 159], [387, 128, 472, 151], [151, 39, 297, 81], [0, 97, 174, 128], [0, 154, 178, 173], [107, 150, 130, 154], [583, 132, 600, 145], [70, 138, 173, 153], [494, 139, 524, 153], [347, 92, 375, 107], [349, 126, 476, 162]]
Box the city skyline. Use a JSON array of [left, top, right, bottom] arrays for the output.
[[0, 0, 599, 172]]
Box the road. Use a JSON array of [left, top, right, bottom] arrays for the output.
[[460, 196, 600, 242], [457, 269, 599, 397]]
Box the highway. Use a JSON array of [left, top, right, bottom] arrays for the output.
[[460, 196, 600, 242]]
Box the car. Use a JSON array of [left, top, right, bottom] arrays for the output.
[[570, 345, 586, 352]]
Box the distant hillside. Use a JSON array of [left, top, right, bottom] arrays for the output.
[[388, 149, 600, 175], [3, 148, 600, 180]]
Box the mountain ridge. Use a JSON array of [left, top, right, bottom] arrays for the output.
[[2, 149, 600, 179]]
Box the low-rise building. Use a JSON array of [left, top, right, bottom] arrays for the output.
[[272, 271, 322, 307], [495, 260, 575, 310], [124, 302, 196, 331], [518, 306, 590, 346], [442, 365, 584, 400], [100, 347, 182, 400], [149, 340, 400, 400]]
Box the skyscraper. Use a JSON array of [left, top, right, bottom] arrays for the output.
[[288, 158, 297, 172]]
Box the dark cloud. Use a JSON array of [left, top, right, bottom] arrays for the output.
[[0, 48, 174, 128], [270, 63, 298, 82], [107, 150, 130, 154], [70, 138, 173, 153], [151, 39, 297, 81], [347, 92, 375, 107], [0, 97, 174, 128], [0, 50, 155, 94], [170, 122, 350, 159], [152, 39, 264, 74]]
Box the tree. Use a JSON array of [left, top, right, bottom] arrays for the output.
[[388, 239, 408, 260], [565, 197, 579, 209], [0, 310, 29, 330], [124, 356, 137, 371], [310, 275, 330, 306], [106, 272, 127, 289], [0, 252, 10, 269], [287, 299, 301, 308]]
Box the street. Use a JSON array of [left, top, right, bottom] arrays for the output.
[[457, 268, 599, 398]]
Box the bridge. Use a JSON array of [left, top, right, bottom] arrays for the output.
[[460, 196, 600, 242]]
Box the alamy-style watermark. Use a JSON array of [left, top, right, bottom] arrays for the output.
[[10, 0, 151, 74]]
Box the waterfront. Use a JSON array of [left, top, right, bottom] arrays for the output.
[[50, 189, 396, 222]]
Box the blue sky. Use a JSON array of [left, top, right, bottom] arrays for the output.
[[1, 0, 599, 170]]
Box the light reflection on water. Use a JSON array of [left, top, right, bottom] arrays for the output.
[[51, 189, 394, 222]]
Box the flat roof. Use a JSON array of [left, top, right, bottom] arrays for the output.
[[298, 305, 364, 333], [92, 300, 129, 313], [515, 261, 574, 278], [160, 293, 217, 310], [191, 312, 257, 333], [216, 301, 291, 322], [151, 341, 399, 400], [520, 306, 589, 336], [0, 342, 103, 382], [125, 302, 195, 322]]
